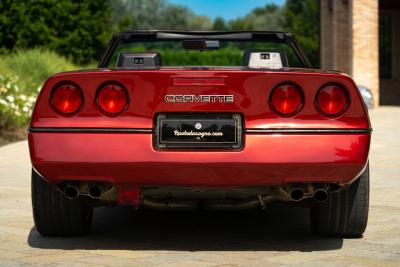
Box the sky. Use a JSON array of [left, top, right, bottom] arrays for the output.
[[168, 0, 285, 21]]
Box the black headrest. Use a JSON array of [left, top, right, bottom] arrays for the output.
[[242, 49, 288, 68], [116, 52, 162, 69]]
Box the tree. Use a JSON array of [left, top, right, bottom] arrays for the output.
[[111, 0, 212, 31], [228, 4, 284, 31], [112, 0, 166, 30], [213, 17, 227, 30], [284, 0, 320, 67], [189, 15, 212, 30], [159, 5, 192, 30], [0, 0, 111, 64]]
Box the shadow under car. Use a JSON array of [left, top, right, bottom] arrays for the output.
[[27, 204, 344, 252]]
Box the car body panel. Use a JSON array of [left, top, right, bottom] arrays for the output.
[[29, 132, 370, 186], [28, 31, 371, 194], [30, 69, 370, 130]]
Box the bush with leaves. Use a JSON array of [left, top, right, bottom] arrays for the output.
[[0, 0, 111, 64], [0, 49, 78, 94], [0, 75, 37, 129]]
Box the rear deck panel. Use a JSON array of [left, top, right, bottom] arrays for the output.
[[30, 69, 370, 130]]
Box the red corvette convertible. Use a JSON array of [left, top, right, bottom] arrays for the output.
[[29, 31, 371, 237]]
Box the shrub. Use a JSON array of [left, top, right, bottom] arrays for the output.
[[0, 49, 82, 130], [162, 48, 243, 66], [0, 49, 78, 94], [0, 75, 36, 129]]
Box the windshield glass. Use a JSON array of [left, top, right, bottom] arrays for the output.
[[107, 40, 304, 68]]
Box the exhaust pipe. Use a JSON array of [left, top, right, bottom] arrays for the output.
[[313, 189, 328, 203], [204, 199, 259, 210], [142, 198, 198, 210], [290, 188, 304, 201], [63, 185, 79, 200], [88, 185, 103, 198]]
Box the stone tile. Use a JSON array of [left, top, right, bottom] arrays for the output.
[[0, 107, 399, 266]]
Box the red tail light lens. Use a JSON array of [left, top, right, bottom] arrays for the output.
[[97, 84, 128, 115], [316, 85, 348, 116], [270, 84, 303, 116], [51, 84, 83, 114]]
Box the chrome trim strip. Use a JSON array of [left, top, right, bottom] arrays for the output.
[[29, 127, 372, 134], [29, 127, 153, 133], [245, 128, 372, 134]]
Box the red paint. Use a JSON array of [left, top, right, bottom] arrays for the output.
[[172, 77, 226, 86], [29, 68, 371, 190], [29, 132, 370, 186], [30, 68, 370, 129]]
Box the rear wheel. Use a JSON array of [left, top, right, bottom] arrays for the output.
[[310, 163, 369, 237], [31, 169, 93, 236]]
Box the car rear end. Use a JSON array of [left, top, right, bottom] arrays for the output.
[[29, 31, 371, 237]]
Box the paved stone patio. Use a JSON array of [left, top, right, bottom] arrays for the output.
[[0, 107, 399, 266]]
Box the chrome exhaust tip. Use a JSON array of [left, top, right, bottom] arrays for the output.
[[63, 185, 79, 200], [313, 189, 328, 203], [88, 185, 102, 198], [290, 188, 304, 201]]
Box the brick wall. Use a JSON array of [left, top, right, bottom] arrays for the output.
[[352, 0, 379, 106]]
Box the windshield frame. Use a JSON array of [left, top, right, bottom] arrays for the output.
[[98, 30, 311, 69]]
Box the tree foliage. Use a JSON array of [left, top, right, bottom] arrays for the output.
[[0, 0, 111, 64], [284, 0, 320, 67], [223, 1, 320, 67], [229, 4, 285, 31], [0, 0, 320, 67], [110, 0, 212, 31], [213, 17, 228, 31]]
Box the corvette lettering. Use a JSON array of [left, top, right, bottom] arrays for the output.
[[164, 95, 234, 103]]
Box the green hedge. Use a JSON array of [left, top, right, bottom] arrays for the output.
[[162, 49, 243, 66], [0, 49, 80, 129], [0, 49, 78, 93]]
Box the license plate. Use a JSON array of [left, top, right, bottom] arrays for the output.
[[155, 114, 242, 149]]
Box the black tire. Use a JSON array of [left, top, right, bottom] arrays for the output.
[[311, 163, 369, 237], [31, 169, 93, 236]]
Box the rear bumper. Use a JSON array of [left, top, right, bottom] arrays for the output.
[[28, 131, 370, 187]]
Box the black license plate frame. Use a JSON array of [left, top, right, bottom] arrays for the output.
[[154, 113, 243, 149]]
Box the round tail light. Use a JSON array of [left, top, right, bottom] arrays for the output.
[[97, 84, 128, 115], [270, 84, 303, 116], [316, 85, 348, 116], [51, 83, 83, 114]]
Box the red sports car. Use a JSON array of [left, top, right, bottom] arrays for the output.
[[29, 31, 371, 237]]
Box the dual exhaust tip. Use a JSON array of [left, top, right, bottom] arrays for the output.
[[63, 184, 104, 200], [64, 185, 80, 200], [290, 188, 328, 203]]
